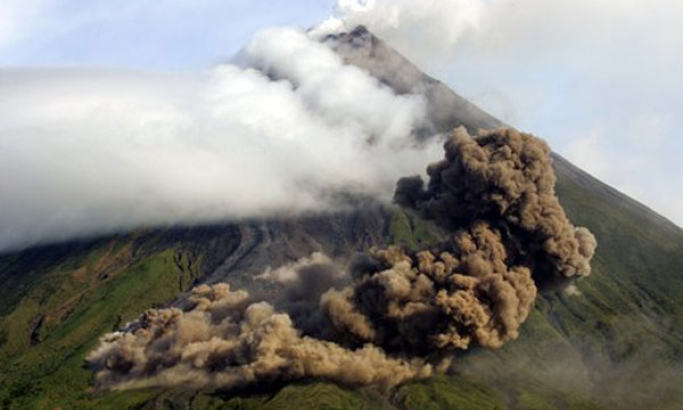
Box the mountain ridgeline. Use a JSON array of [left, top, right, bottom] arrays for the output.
[[0, 26, 682, 410]]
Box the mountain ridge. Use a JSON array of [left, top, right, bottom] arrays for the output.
[[330, 25, 681, 234], [0, 26, 681, 410]]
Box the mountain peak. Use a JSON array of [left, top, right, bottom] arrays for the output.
[[325, 25, 504, 135]]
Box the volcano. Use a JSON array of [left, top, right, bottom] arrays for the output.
[[0, 27, 682, 410]]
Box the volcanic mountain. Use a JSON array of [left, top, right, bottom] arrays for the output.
[[0, 27, 682, 410]]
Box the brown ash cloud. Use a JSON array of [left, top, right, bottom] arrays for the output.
[[322, 224, 537, 353], [395, 127, 597, 285], [87, 127, 595, 391], [87, 283, 432, 391]]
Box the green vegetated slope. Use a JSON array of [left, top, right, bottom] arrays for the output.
[[0, 168, 682, 410], [0, 227, 242, 409], [0, 242, 190, 409], [450, 163, 683, 410]]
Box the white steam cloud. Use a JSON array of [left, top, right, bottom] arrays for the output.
[[0, 27, 439, 252], [326, 0, 683, 228], [325, 0, 681, 63], [318, 0, 484, 60]]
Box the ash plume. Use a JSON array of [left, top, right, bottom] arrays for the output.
[[87, 283, 432, 391], [395, 127, 597, 283], [88, 127, 595, 392], [322, 226, 537, 352]]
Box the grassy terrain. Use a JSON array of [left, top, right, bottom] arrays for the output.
[[0, 242, 195, 409], [386, 207, 446, 251], [0, 228, 242, 409], [447, 171, 683, 410]]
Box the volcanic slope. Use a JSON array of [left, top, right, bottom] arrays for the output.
[[0, 26, 682, 410]]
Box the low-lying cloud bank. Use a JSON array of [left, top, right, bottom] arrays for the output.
[[87, 127, 596, 391], [0, 27, 438, 252]]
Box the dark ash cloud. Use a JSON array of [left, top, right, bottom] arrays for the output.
[[87, 127, 595, 391]]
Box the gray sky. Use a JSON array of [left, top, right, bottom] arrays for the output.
[[1, 0, 681, 229]]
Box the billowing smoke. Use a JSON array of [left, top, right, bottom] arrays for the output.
[[324, 0, 683, 230], [87, 127, 595, 391], [316, 0, 484, 61], [321, 230, 536, 352], [395, 127, 597, 283], [87, 284, 432, 391], [0, 26, 439, 252]]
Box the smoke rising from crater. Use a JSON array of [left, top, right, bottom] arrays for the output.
[[88, 127, 595, 391]]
